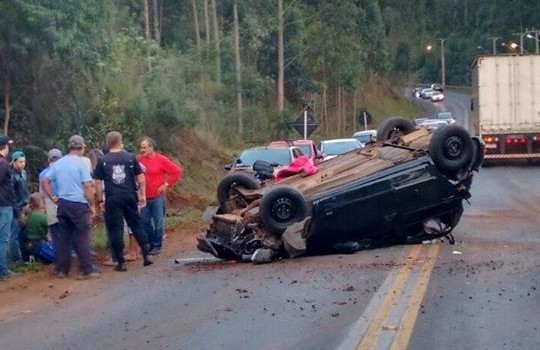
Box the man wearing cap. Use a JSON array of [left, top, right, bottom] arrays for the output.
[[9, 150, 28, 262], [0, 134, 17, 280], [39, 148, 63, 257], [43, 135, 101, 280]]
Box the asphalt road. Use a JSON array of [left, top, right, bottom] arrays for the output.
[[412, 90, 474, 132], [1, 92, 538, 350]]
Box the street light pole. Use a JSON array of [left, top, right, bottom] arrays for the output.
[[439, 38, 446, 87], [488, 37, 500, 54], [527, 28, 540, 54], [514, 28, 540, 54]]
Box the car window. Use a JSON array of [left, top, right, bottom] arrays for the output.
[[322, 141, 361, 155], [237, 148, 292, 166], [295, 144, 312, 157], [354, 134, 373, 144]]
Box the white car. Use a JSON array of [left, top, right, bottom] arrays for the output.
[[421, 88, 434, 99], [431, 92, 445, 102], [417, 119, 449, 130], [352, 129, 377, 146], [436, 112, 456, 125], [319, 138, 363, 161]]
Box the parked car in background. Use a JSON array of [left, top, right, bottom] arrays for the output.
[[352, 129, 377, 146], [414, 117, 429, 126], [319, 138, 363, 160], [431, 84, 443, 92], [417, 119, 449, 130], [219, 145, 305, 204], [268, 139, 323, 165], [224, 145, 304, 175], [437, 111, 456, 125], [431, 91, 445, 102], [420, 88, 434, 99]]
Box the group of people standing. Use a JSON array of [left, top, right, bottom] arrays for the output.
[[0, 131, 182, 281]]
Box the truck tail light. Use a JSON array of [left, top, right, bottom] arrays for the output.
[[483, 136, 498, 143], [504, 137, 526, 144]]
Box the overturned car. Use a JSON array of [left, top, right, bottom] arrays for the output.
[[197, 117, 484, 263]]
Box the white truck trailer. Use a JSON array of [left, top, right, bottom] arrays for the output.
[[471, 54, 540, 161]]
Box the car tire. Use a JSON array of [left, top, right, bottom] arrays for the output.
[[217, 172, 261, 205], [429, 125, 474, 179], [260, 186, 310, 236], [377, 117, 416, 142], [470, 138, 485, 171]]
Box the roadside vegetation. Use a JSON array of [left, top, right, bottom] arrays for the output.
[[1, 0, 537, 208]]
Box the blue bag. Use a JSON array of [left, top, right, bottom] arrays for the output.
[[36, 241, 55, 264]]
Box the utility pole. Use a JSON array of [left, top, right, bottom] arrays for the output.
[[440, 38, 446, 87]]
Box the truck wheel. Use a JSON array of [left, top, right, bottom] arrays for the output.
[[217, 172, 261, 205], [429, 125, 473, 179], [260, 186, 309, 236], [377, 117, 416, 142]]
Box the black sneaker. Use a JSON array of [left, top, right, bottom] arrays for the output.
[[76, 269, 101, 280], [55, 270, 69, 279], [148, 247, 161, 256], [114, 263, 128, 272], [143, 255, 153, 266]]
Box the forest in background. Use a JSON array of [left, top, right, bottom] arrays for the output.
[[1, 0, 539, 161]]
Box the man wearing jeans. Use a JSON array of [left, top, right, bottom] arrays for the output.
[[10, 150, 29, 262], [43, 135, 100, 280], [138, 137, 182, 255], [94, 131, 153, 271], [0, 134, 16, 280]]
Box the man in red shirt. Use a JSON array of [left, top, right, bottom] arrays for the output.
[[138, 137, 182, 255]]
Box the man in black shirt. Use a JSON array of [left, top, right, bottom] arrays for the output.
[[94, 131, 153, 271]]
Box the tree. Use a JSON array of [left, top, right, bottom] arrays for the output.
[[211, 0, 221, 83], [233, 0, 243, 134], [143, 0, 150, 39], [277, 0, 284, 112], [191, 0, 201, 48]]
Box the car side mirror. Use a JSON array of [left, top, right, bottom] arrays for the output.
[[224, 164, 232, 171]]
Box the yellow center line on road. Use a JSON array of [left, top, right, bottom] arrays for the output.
[[354, 243, 441, 350], [355, 245, 422, 350], [390, 243, 440, 350]]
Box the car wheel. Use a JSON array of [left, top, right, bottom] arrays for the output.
[[429, 125, 474, 179], [217, 172, 261, 205], [260, 186, 309, 236], [377, 117, 416, 142], [470, 138, 485, 171]]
